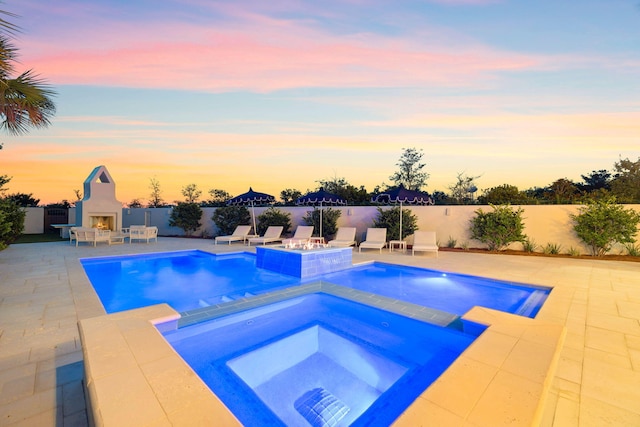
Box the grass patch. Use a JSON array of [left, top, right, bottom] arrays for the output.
[[13, 232, 66, 244]]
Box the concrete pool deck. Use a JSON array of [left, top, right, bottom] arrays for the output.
[[0, 238, 639, 426]]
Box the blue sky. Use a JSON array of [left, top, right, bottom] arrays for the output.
[[2, 0, 639, 204]]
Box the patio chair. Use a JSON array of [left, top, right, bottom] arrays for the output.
[[129, 225, 158, 244], [412, 231, 438, 257], [358, 228, 387, 253], [327, 227, 357, 247], [282, 225, 314, 246], [247, 226, 284, 246], [214, 225, 252, 245]]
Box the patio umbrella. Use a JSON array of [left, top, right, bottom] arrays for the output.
[[295, 188, 346, 239], [372, 184, 434, 240], [226, 187, 275, 234]]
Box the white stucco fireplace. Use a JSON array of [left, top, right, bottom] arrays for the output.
[[75, 166, 123, 231]]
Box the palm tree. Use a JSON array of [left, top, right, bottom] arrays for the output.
[[0, 8, 55, 143]]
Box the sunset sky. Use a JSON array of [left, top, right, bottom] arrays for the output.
[[2, 0, 639, 205]]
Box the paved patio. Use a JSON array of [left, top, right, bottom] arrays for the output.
[[0, 238, 639, 426]]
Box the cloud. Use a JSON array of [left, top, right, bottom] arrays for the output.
[[16, 1, 548, 92]]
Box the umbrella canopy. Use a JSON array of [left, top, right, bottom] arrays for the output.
[[227, 187, 275, 234], [295, 188, 346, 239], [372, 184, 433, 240]]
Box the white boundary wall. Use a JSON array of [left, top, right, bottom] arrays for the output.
[[119, 204, 640, 255], [23, 207, 44, 234]]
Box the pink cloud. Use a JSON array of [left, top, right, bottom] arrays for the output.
[[16, 4, 548, 92]]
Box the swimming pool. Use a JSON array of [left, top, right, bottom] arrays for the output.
[[81, 250, 550, 318], [163, 292, 484, 426]]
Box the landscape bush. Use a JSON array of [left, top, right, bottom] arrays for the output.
[[371, 206, 418, 241], [211, 206, 251, 236], [0, 199, 26, 250], [301, 207, 341, 239], [256, 207, 291, 236], [571, 198, 640, 256], [168, 202, 203, 236], [469, 204, 527, 251]]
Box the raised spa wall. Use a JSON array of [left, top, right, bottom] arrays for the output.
[[79, 293, 565, 426]]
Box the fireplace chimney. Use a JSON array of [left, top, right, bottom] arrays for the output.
[[75, 165, 123, 231]]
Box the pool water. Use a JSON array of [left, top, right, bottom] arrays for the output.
[[163, 293, 484, 426], [81, 250, 550, 317]]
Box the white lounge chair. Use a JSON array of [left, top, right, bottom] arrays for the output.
[[247, 226, 284, 246], [214, 225, 252, 245], [327, 227, 357, 247], [358, 228, 387, 253], [412, 231, 439, 257], [282, 226, 314, 246]]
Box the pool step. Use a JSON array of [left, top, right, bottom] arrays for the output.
[[198, 292, 256, 307]]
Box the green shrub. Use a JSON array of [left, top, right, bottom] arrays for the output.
[[256, 207, 291, 236], [624, 243, 640, 257], [567, 246, 581, 257], [302, 207, 341, 239], [371, 206, 418, 241], [0, 199, 26, 250], [522, 238, 537, 253], [469, 204, 527, 251], [543, 243, 562, 255], [446, 236, 457, 248], [211, 206, 251, 236], [571, 198, 640, 256], [168, 202, 203, 236]]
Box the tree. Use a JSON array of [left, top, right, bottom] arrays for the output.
[[205, 188, 231, 207], [73, 189, 82, 203], [168, 202, 202, 236], [580, 169, 611, 192], [448, 172, 480, 205], [1, 8, 56, 146], [478, 184, 535, 205], [544, 178, 580, 204], [315, 176, 370, 205], [469, 204, 527, 251], [6, 192, 38, 206], [181, 183, 201, 203], [211, 206, 251, 236], [280, 188, 302, 205], [389, 147, 428, 191], [571, 198, 640, 256], [148, 177, 164, 208], [127, 198, 142, 208], [610, 157, 640, 203]]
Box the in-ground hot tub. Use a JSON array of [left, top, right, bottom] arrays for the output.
[[163, 292, 484, 426]]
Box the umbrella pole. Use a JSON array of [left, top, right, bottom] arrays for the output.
[[399, 202, 403, 240], [319, 203, 323, 240], [251, 202, 256, 235]]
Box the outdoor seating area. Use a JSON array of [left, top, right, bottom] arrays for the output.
[[69, 227, 112, 247]]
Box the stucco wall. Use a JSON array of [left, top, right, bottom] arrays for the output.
[[23, 207, 44, 234], [121, 204, 640, 255]]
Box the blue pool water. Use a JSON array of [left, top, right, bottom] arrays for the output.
[[82, 250, 550, 317], [163, 293, 484, 426]]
